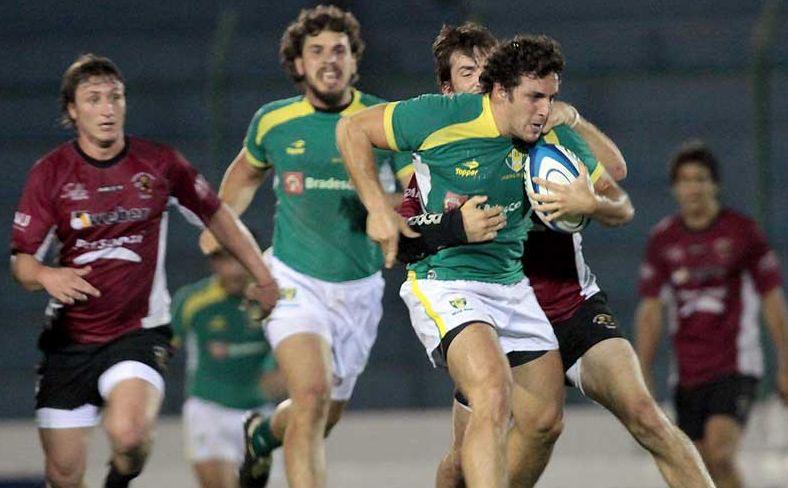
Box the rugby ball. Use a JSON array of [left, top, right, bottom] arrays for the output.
[[524, 143, 590, 233]]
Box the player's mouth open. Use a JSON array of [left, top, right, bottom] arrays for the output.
[[320, 69, 341, 83]]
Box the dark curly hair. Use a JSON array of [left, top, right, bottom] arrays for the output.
[[432, 22, 497, 88], [669, 139, 720, 184], [59, 53, 124, 128], [279, 4, 365, 84], [479, 34, 564, 94]]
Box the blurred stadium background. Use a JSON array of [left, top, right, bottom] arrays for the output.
[[1, 0, 786, 486]]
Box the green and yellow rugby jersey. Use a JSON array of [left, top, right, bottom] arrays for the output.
[[244, 89, 412, 282], [385, 93, 528, 284], [172, 277, 277, 410]]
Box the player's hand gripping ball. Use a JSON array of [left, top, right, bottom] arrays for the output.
[[525, 143, 591, 233]]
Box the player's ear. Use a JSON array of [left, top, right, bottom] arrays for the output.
[[440, 81, 453, 95], [294, 57, 305, 78], [67, 103, 78, 124]]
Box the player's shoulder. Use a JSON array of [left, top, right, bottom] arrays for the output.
[[355, 90, 388, 107], [718, 207, 756, 227], [248, 95, 313, 142], [648, 214, 682, 239], [127, 136, 179, 159], [175, 277, 213, 300], [253, 95, 306, 118], [31, 140, 76, 171]]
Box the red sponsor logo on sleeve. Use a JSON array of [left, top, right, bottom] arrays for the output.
[[443, 192, 468, 211], [282, 172, 304, 195], [13, 211, 31, 228]]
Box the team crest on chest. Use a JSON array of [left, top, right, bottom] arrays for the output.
[[506, 148, 525, 173], [132, 172, 155, 199]]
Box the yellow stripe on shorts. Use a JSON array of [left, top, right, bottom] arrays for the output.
[[407, 271, 447, 338]]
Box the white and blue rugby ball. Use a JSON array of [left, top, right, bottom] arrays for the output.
[[524, 143, 591, 233]]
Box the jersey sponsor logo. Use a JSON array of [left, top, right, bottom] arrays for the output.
[[676, 287, 726, 317], [506, 148, 525, 172], [69, 206, 151, 230], [286, 139, 306, 155], [282, 172, 304, 195], [13, 211, 31, 228], [403, 186, 420, 199], [209, 316, 228, 331], [97, 184, 124, 193], [443, 192, 468, 210], [408, 213, 442, 226], [194, 174, 211, 199], [483, 200, 522, 216], [132, 172, 155, 199], [592, 313, 617, 329], [664, 246, 685, 263], [455, 160, 480, 177], [60, 182, 89, 201], [74, 234, 143, 251], [305, 177, 354, 191], [73, 246, 142, 265]]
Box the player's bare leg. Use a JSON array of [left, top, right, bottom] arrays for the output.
[[696, 416, 744, 488], [39, 427, 91, 488], [268, 399, 346, 442], [435, 400, 468, 488], [507, 350, 565, 488], [103, 378, 163, 486], [580, 338, 715, 487], [193, 459, 239, 488], [447, 323, 512, 488], [274, 333, 333, 488]]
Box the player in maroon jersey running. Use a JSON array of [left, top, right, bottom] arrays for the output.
[[636, 140, 788, 488], [10, 54, 278, 488], [398, 23, 714, 488]]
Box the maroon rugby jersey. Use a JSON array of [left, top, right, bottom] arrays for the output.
[[398, 175, 599, 323], [11, 137, 221, 344], [639, 209, 782, 387]]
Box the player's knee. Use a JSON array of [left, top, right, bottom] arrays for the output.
[[291, 382, 331, 420], [467, 377, 512, 425], [627, 396, 672, 443], [45, 458, 84, 488], [106, 416, 151, 455], [701, 442, 736, 473], [518, 402, 563, 445]]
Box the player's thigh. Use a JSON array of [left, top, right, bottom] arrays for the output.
[[193, 459, 237, 488], [275, 332, 333, 396], [510, 350, 565, 425], [579, 338, 654, 414], [447, 322, 511, 402], [701, 415, 743, 461], [38, 427, 91, 479]]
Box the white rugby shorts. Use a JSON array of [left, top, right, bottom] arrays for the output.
[[400, 273, 558, 367], [263, 251, 383, 400]]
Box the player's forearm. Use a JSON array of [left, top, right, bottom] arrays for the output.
[[218, 151, 267, 216], [762, 288, 788, 369], [336, 117, 390, 213], [588, 190, 634, 226], [574, 116, 627, 181], [207, 205, 273, 285], [10, 253, 47, 291]]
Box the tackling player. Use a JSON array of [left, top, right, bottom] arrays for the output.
[[637, 140, 788, 488], [10, 54, 277, 488], [200, 5, 412, 487]]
